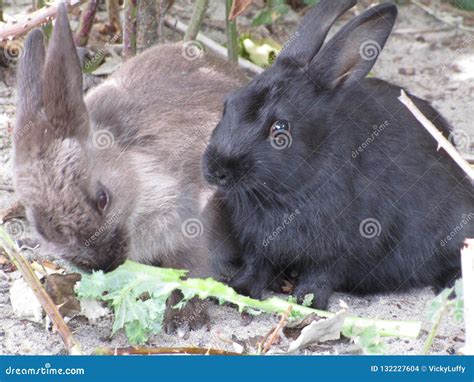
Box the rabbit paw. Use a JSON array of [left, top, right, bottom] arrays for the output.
[[294, 280, 333, 310], [164, 291, 210, 334]]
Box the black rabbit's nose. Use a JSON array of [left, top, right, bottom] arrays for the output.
[[206, 168, 229, 186]]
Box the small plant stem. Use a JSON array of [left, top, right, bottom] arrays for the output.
[[423, 303, 448, 354], [225, 0, 239, 63], [136, 0, 158, 52], [184, 0, 209, 41], [123, 0, 137, 59], [74, 0, 99, 47]]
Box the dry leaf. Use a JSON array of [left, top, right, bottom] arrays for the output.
[[45, 273, 82, 317], [229, 0, 253, 20], [286, 311, 347, 353]]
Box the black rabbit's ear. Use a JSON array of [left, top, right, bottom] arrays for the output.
[[278, 0, 356, 65], [16, 29, 45, 125], [308, 3, 397, 90], [43, 3, 88, 138]]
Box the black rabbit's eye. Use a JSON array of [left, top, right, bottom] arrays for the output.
[[97, 190, 109, 212], [270, 120, 290, 134]]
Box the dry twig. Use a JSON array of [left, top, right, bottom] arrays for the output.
[[262, 305, 292, 354], [0, 0, 85, 41], [399, 90, 474, 181], [0, 228, 82, 354]]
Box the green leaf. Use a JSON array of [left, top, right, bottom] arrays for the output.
[[252, 9, 274, 26], [302, 293, 314, 307], [75, 260, 421, 346]]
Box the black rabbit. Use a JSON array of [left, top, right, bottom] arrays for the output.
[[202, 0, 474, 309]]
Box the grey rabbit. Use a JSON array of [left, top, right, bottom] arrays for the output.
[[203, 0, 473, 309], [13, 4, 244, 330]]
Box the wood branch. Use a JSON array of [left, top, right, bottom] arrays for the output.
[[95, 346, 241, 355], [123, 0, 137, 59], [164, 17, 263, 75], [74, 0, 99, 47], [136, 0, 159, 52], [398, 90, 474, 181], [0, 1, 85, 41], [461, 239, 473, 355], [262, 305, 292, 354], [0, 228, 82, 354], [184, 0, 209, 42]]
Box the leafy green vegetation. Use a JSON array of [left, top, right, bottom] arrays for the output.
[[76, 260, 421, 346], [423, 280, 464, 354]]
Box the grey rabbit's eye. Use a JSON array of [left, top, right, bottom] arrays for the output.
[[270, 120, 290, 135], [96, 190, 109, 212]]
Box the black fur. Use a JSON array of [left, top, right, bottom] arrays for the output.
[[202, 1, 473, 309]]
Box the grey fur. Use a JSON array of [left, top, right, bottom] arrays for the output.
[[13, 4, 245, 276]]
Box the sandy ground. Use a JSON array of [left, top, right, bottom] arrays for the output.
[[0, 1, 472, 355]]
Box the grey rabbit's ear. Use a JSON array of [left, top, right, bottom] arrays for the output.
[[42, 3, 88, 138], [16, 29, 45, 127], [277, 0, 357, 65], [309, 3, 397, 90]]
